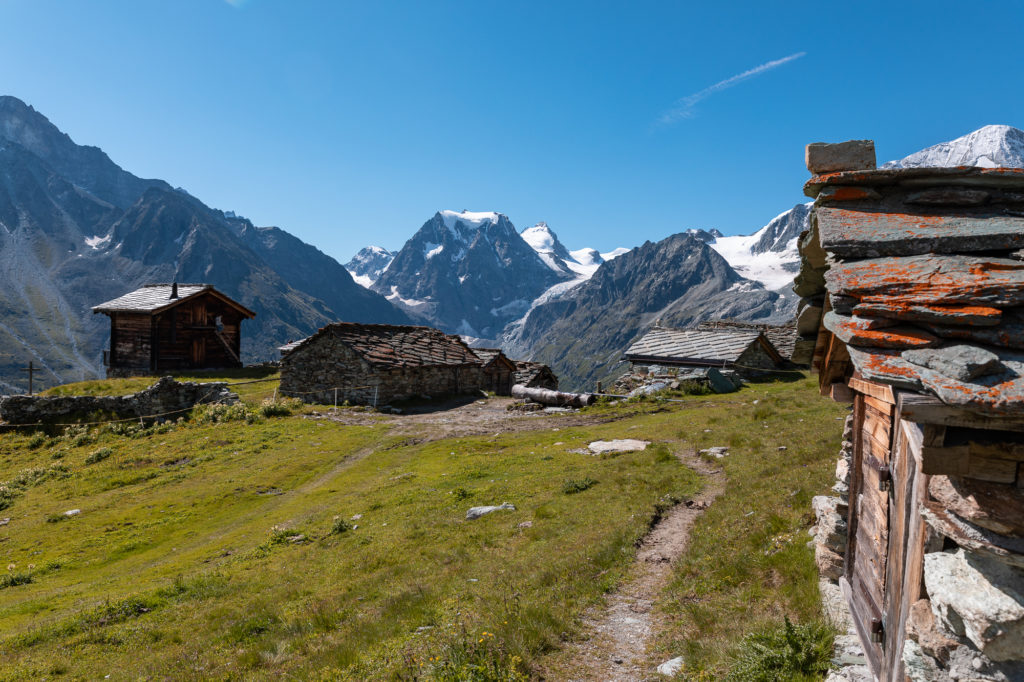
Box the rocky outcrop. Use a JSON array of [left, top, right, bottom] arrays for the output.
[[0, 377, 237, 424]]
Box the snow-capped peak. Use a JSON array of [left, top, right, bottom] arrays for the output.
[[345, 245, 396, 288], [521, 222, 560, 254], [439, 209, 502, 231], [709, 203, 811, 291], [882, 124, 1024, 169]]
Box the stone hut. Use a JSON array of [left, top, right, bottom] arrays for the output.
[[279, 323, 485, 406], [470, 348, 516, 396], [798, 140, 1024, 681], [624, 325, 785, 377], [93, 283, 255, 377], [513, 361, 559, 391], [697, 319, 800, 365]]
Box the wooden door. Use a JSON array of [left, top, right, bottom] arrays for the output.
[[190, 338, 206, 366], [844, 391, 894, 678]]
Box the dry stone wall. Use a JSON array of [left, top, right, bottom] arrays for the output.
[[0, 377, 238, 425]]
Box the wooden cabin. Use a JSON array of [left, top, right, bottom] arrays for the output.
[[796, 141, 1024, 681], [623, 325, 784, 376], [279, 323, 485, 406], [92, 283, 255, 377], [470, 348, 517, 396]]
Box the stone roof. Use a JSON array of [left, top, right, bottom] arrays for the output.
[[471, 347, 515, 370], [697, 319, 798, 359], [800, 164, 1024, 414], [92, 284, 255, 317], [513, 361, 556, 385], [292, 323, 480, 369], [624, 327, 769, 366]]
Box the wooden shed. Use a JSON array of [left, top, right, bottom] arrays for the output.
[[623, 325, 784, 376], [470, 348, 517, 396], [92, 283, 255, 377], [796, 144, 1024, 681]]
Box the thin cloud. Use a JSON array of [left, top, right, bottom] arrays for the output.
[[659, 52, 806, 124]]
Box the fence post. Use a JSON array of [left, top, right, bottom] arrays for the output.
[[334, 388, 338, 409], [373, 385, 378, 408]]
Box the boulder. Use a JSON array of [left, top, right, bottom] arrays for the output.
[[588, 439, 649, 455], [466, 503, 515, 521], [816, 543, 844, 581], [656, 656, 684, 676], [907, 598, 960, 662], [903, 345, 1004, 382], [924, 549, 1024, 661], [929, 475, 1024, 538]]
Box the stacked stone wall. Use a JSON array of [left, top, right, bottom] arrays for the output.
[[0, 377, 237, 425]]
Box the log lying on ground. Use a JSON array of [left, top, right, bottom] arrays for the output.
[[512, 384, 597, 407]]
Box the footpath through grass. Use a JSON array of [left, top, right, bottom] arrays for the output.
[[0, 372, 844, 680]]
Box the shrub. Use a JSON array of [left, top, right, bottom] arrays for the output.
[[259, 397, 302, 418], [330, 518, 353, 535], [562, 477, 598, 495], [27, 433, 47, 449], [193, 402, 260, 425], [85, 447, 113, 465], [0, 572, 33, 589], [726, 616, 834, 682], [451, 487, 473, 501]]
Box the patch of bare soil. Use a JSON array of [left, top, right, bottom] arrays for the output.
[[312, 396, 628, 440], [548, 449, 725, 681]]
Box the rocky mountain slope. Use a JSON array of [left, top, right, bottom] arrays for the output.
[[371, 210, 574, 339], [0, 96, 406, 392], [708, 203, 811, 291], [505, 232, 791, 390]]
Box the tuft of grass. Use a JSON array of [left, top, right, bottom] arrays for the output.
[[725, 616, 835, 682], [0, 572, 33, 589], [561, 477, 598, 494], [85, 447, 113, 465], [330, 518, 353, 535]]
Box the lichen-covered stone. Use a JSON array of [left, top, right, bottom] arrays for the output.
[[806, 140, 876, 174], [903, 344, 1004, 382]]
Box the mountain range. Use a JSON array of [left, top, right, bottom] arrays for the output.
[[0, 95, 406, 393], [2, 93, 1021, 393]]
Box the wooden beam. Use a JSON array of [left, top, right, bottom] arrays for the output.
[[897, 392, 1024, 432], [849, 376, 896, 405]]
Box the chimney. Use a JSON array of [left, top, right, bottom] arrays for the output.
[[169, 282, 179, 299]]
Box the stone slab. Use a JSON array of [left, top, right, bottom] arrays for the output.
[[852, 301, 1003, 327], [806, 140, 876, 174], [902, 344, 1004, 382], [588, 439, 649, 455]]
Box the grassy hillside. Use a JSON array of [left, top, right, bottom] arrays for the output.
[[0, 372, 845, 680]]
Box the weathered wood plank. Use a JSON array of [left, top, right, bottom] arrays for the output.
[[831, 382, 855, 403], [816, 206, 1024, 258], [841, 576, 884, 679], [849, 376, 896, 404], [864, 394, 895, 419]]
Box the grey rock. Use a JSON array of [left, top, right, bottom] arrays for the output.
[[656, 656, 684, 676], [588, 439, 649, 455], [63, 509, 80, 517], [903, 345, 1004, 382], [806, 140, 876, 174], [816, 543, 844, 581], [699, 446, 729, 459], [797, 303, 823, 336], [924, 549, 1024, 661], [466, 503, 515, 521], [706, 367, 739, 394]]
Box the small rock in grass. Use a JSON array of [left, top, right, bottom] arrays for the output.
[[0, 518, 9, 526], [517, 521, 533, 529], [466, 503, 515, 520], [63, 509, 80, 517], [588, 439, 649, 455], [778, 446, 788, 451], [699, 446, 729, 458], [351, 514, 362, 520], [657, 656, 684, 675]]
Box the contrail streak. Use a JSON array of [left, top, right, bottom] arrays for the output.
[[659, 51, 806, 124]]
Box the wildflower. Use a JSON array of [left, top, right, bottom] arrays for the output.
[[27, 564, 35, 571], [6, 563, 14, 571]]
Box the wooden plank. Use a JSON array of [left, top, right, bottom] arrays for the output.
[[849, 376, 896, 404], [883, 418, 911, 679], [864, 394, 895, 418], [845, 395, 866, 582], [897, 392, 1024, 433], [970, 440, 1024, 463], [968, 456, 1019, 484], [922, 423, 946, 448]]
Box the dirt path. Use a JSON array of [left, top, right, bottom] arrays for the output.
[[556, 449, 725, 681], [313, 396, 630, 440]]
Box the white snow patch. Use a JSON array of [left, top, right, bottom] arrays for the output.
[[386, 286, 431, 309], [350, 273, 375, 289], [521, 222, 557, 253], [601, 247, 630, 261], [569, 247, 602, 266], [489, 298, 531, 317], [458, 275, 469, 284], [84, 234, 112, 250], [424, 241, 444, 259], [710, 230, 798, 291]]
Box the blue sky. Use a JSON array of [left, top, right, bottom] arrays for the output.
[[2, 1, 1023, 262]]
